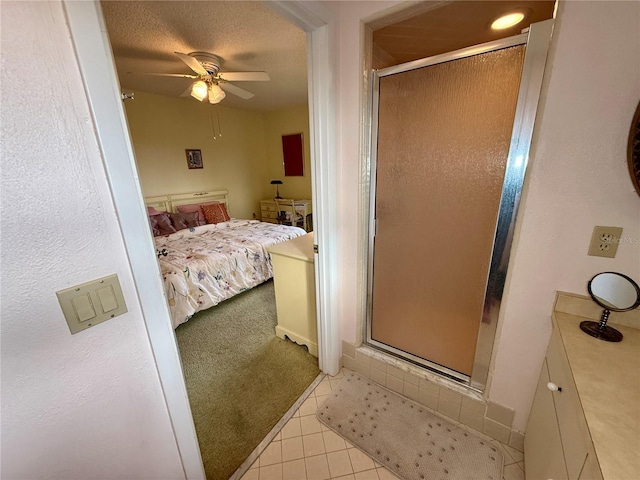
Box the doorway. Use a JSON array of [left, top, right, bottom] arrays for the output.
[[366, 20, 554, 391], [99, 2, 319, 477], [63, 1, 338, 478]]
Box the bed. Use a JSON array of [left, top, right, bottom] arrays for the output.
[[145, 189, 306, 328]]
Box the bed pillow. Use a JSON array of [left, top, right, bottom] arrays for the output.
[[148, 216, 161, 236], [169, 212, 188, 231], [176, 201, 219, 215], [201, 203, 230, 224], [153, 212, 177, 236], [147, 206, 166, 216], [168, 211, 203, 229], [181, 211, 205, 228], [175, 203, 201, 214]]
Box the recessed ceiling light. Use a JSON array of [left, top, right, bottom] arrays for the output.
[[491, 12, 525, 30]]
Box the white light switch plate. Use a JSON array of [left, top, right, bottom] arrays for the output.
[[56, 274, 127, 334]]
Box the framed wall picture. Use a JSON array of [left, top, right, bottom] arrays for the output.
[[282, 133, 304, 176], [186, 149, 203, 169]]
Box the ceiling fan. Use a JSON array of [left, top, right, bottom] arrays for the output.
[[132, 51, 270, 104]]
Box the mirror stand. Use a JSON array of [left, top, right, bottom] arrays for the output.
[[581, 271, 640, 343], [580, 309, 623, 342]]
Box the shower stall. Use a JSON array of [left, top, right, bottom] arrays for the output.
[[366, 20, 554, 392]]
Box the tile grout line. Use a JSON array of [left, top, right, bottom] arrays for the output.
[[318, 376, 351, 480]]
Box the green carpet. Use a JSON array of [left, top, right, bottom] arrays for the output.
[[176, 280, 320, 480]]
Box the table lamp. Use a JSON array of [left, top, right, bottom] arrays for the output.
[[270, 180, 283, 199]]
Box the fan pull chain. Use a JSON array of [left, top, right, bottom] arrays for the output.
[[210, 111, 217, 140], [209, 110, 223, 140]]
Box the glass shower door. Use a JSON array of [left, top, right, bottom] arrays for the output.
[[368, 43, 526, 379]]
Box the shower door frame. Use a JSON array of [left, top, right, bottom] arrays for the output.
[[365, 19, 554, 392]]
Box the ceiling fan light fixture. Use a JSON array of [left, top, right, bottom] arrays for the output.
[[208, 84, 226, 104], [491, 12, 525, 30], [190, 80, 208, 101]]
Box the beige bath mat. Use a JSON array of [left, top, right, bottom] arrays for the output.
[[316, 372, 503, 480]]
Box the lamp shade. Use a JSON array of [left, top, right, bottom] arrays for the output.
[[208, 84, 226, 104], [190, 81, 208, 101], [270, 180, 283, 199]]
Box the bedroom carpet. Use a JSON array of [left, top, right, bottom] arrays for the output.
[[317, 372, 504, 480], [175, 280, 319, 480]]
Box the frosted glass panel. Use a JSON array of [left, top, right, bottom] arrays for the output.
[[371, 46, 525, 376]]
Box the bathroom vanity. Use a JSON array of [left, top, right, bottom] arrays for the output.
[[525, 296, 640, 480]]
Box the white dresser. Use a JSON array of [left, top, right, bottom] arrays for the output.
[[267, 232, 317, 357]]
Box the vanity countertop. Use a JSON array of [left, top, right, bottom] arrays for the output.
[[554, 312, 640, 480]]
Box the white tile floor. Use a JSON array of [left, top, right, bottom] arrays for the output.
[[241, 369, 526, 480]]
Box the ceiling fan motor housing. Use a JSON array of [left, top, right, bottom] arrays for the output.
[[189, 52, 224, 75]]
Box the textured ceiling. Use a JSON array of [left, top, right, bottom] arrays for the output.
[[101, 1, 308, 112], [102, 1, 555, 111]]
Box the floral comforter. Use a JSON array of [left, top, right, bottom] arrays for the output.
[[154, 219, 306, 328]]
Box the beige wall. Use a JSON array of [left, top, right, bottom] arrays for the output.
[[264, 104, 313, 200], [124, 92, 311, 220]]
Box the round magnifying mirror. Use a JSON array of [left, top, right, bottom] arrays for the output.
[[580, 272, 640, 342]]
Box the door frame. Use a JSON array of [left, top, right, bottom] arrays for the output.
[[365, 20, 554, 392], [63, 1, 338, 478]]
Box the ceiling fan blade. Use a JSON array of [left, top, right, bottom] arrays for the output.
[[219, 82, 255, 100], [174, 51, 208, 75], [180, 82, 196, 98], [128, 72, 198, 79], [218, 71, 270, 82]]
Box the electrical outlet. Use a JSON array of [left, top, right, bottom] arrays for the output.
[[588, 226, 623, 258]]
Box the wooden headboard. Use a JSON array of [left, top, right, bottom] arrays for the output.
[[144, 189, 230, 213], [145, 195, 172, 212]]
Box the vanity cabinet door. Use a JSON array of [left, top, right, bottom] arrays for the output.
[[546, 329, 590, 480], [525, 358, 568, 480]]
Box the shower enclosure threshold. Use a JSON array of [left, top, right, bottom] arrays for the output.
[[355, 345, 484, 400]]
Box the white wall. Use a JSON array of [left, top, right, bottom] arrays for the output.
[[332, 0, 640, 433], [0, 2, 185, 478], [490, 0, 640, 430], [331, 0, 403, 342]]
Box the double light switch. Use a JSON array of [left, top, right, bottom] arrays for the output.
[[56, 274, 127, 334]]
